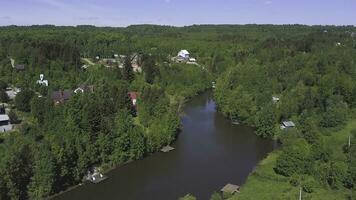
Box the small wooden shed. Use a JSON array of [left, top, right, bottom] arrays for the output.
[[221, 184, 240, 194]]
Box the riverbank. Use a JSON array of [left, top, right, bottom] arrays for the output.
[[49, 89, 210, 199], [53, 91, 275, 200], [229, 119, 356, 200]]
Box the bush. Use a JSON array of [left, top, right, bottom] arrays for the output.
[[302, 177, 318, 193]]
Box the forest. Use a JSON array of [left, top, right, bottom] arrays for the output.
[[0, 24, 356, 199]]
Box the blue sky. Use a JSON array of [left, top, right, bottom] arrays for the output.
[[0, 0, 355, 26]]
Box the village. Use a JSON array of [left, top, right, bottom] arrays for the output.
[[1, 49, 296, 135]]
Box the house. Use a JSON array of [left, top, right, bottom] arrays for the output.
[[5, 87, 21, 100], [131, 53, 142, 72], [15, 64, 25, 70], [128, 92, 138, 106], [51, 90, 73, 105], [36, 74, 49, 86], [0, 114, 12, 133], [280, 121, 295, 130], [351, 32, 356, 38], [177, 50, 190, 60], [74, 84, 95, 94]]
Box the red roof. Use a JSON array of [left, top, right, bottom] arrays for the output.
[[128, 92, 138, 100]]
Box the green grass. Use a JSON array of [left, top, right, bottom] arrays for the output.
[[229, 120, 356, 200]]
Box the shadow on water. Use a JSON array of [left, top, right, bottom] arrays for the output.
[[55, 91, 275, 200]]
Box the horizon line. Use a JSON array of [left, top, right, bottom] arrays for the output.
[[1, 23, 355, 28]]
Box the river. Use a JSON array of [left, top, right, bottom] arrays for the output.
[[55, 92, 275, 200]]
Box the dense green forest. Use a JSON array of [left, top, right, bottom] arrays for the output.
[[0, 24, 356, 199]]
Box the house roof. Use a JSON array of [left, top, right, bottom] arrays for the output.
[[282, 121, 295, 127], [128, 92, 138, 100], [0, 114, 9, 122], [221, 184, 240, 194], [0, 125, 12, 132], [52, 90, 73, 102], [179, 50, 189, 55]]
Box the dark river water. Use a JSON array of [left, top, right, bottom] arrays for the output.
[[55, 92, 275, 200]]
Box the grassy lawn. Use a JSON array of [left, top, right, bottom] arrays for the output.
[[229, 119, 356, 200]]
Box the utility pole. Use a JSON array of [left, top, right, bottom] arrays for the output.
[[299, 187, 302, 200]]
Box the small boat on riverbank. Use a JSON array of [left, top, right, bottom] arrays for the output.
[[232, 121, 240, 125]]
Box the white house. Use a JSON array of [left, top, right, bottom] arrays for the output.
[[5, 87, 21, 100], [36, 74, 48, 86], [280, 121, 295, 130], [0, 114, 12, 133], [178, 50, 190, 60]]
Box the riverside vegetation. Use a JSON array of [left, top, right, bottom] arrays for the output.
[[0, 25, 356, 199]]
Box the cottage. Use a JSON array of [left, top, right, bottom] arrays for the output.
[[0, 114, 12, 133], [74, 84, 95, 94], [128, 92, 138, 106], [280, 121, 295, 130], [178, 50, 190, 60], [52, 90, 73, 105], [5, 87, 21, 100]]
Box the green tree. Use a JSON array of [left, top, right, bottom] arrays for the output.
[[28, 147, 55, 199], [8, 110, 19, 124], [255, 104, 276, 137], [15, 89, 34, 112], [122, 55, 134, 82], [0, 89, 9, 103], [142, 55, 159, 84], [275, 139, 311, 176]]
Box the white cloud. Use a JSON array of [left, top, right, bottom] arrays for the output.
[[264, 1, 273, 5]]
